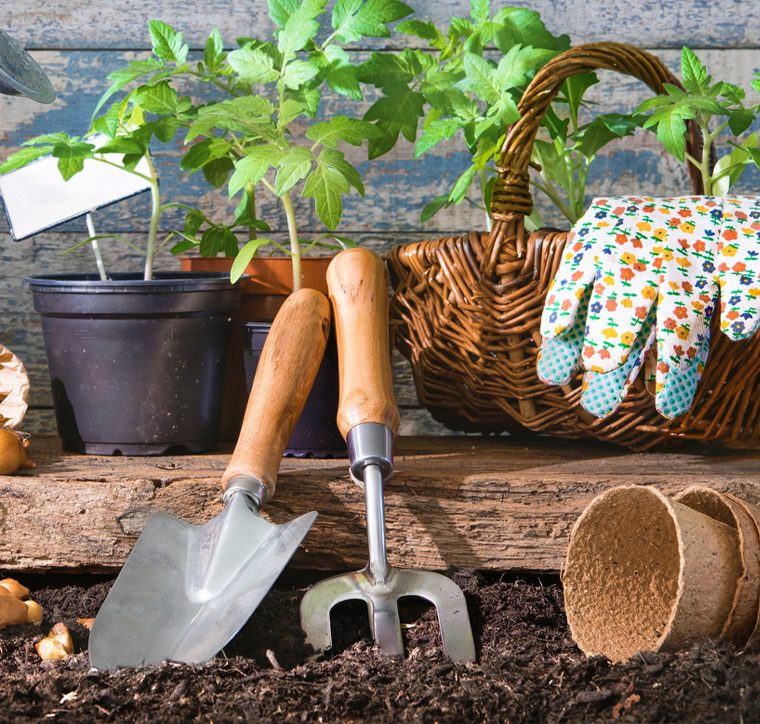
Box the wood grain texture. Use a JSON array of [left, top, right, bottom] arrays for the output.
[[5, 1, 760, 50], [2, 435, 760, 574], [222, 289, 330, 498], [328, 248, 400, 437]]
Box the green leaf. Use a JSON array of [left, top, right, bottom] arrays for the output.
[[95, 137, 147, 156], [170, 239, 197, 255], [364, 85, 425, 158], [303, 161, 350, 229], [274, 146, 313, 195], [187, 96, 277, 141], [447, 164, 477, 203], [204, 28, 224, 72], [90, 100, 123, 138], [463, 53, 500, 104], [492, 7, 569, 52], [91, 58, 163, 120], [231, 238, 275, 282], [228, 46, 280, 83], [322, 46, 362, 100], [52, 139, 95, 181], [199, 226, 227, 256], [396, 19, 442, 44], [281, 59, 319, 89], [21, 132, 71, 147], [728, 108, 754, 136], [494, 45, 555, 90], [712, 147, 748, 195], [306, 117, 380, 148], [319, 148, 364, 194], [267, 0, 299, 28], [133, 82, 186, 115], [204, 157, 234, 187], [646, 111, 689, 161], [681, 46, 711, 95], [148, 20, 188, 64], [180, 137, 232, 173], [575, 113, 645, 158], [420, 193, 450, 221], [415, 118, 461, 157], [470, 0, 490, 24], [331, 0, 413, 43], [356, 52, 416, 89], [278, 0, 325, 58], [228, 145, 285, 197], [184, 209, 205, 236], [0, 145, 54, 174]]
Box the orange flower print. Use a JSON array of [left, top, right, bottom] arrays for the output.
[[621, 298, 633, 308], [676, 326, 689, 340], [621, 331, 635, 345], [635, 306, 648, 319], [733, 262, 747, 272], [615, 233, 629, 245], [682, 281, 693, 293], [680, 222, 695, 234], [663, 318, 676, 330], [636, 221, 651, 232], [693, 240, 706, 252], [661, 249, 674, 261], [571, 271, 584, 281], [654, 228, 667, 240], [561, 299, 572, 310], [621, 252, 636, 265], [606, 299, 617, 312], [673, 306, 688, 319], [723, 229, 738, 241], [602, 327, 618, 339], [641, 286, 657, 300], [678, 208, 692, 218], [722, 244, 737, 256]]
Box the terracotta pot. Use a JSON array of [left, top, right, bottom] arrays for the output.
[[178, 256, 334, 443]]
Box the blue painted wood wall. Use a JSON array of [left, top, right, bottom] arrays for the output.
[[1, 1, 759, 435]]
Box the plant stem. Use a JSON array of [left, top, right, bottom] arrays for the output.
[[143, 152, 161, 281], [245, 182, 257, 241], [281, 191, 301, 291], [699, 119, 714, 194], [532, 175, 574, 225], [85, 213, 108, 281]]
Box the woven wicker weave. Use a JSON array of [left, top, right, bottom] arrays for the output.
[[389, 43, 760, 449]]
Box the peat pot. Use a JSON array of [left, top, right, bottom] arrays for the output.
[[243, 321, 344, 457], [26, 273, 241, 455]]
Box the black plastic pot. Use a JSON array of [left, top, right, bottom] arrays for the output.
[[243, 322, 346, 458], [26, 272, 241, 455]]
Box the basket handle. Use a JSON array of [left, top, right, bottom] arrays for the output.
[[481, 42, 707, 277]]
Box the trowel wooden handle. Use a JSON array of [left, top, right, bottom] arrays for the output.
[[222, 288, 330, 499], [327, 247, 400, 439]]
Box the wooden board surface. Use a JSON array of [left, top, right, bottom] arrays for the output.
[[2, 2, 760, 435], [2, 435, 760, 574]]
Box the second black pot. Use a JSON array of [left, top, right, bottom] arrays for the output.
[[243, 322, 346, 457], [27, 272, 241, 455]]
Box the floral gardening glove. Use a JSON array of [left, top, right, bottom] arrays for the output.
[[537, 196, 760, 419]]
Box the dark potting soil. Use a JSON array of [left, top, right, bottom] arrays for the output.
[[1, 572, 758, 723]]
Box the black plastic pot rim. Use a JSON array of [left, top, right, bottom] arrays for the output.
[[24, 272, 240, 295]]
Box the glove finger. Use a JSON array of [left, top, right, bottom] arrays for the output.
[[581, 205, 659, 373], [580, 304, 656, 418], [537, 288, 591, 385], [655, 325, 712, 419], [717, 199, 760, 341], [540, 221, 603, 338]]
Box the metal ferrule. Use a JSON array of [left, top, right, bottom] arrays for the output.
[[347, 422, 393, 482], [222, 475, 268, 510]]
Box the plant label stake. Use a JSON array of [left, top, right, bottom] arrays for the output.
[[300, 248, 476, 662], [89, 288, 330, 670]]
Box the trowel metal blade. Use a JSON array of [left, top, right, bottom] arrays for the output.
[[89, 493, 316, 670]]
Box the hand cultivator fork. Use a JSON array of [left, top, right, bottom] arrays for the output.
[[299, 248, 476, 662]]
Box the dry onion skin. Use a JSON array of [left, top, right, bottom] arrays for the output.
[[0, 344, 29, 429]]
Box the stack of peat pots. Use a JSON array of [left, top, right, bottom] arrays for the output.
[[563, 485, 760, 662]]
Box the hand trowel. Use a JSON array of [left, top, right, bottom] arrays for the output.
[[89, 287, 331, 670]]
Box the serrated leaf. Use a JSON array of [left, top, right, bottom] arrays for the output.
[[303, 161, 350, 229], [274, 146, 313, 195], [319, 148, 364, 194], [420, 193, 450, 221], [364, 86, 425, 158], [187, 96, 277, 142], [95, 136, 147, 156], [396, 19, 442, 43], [278, 0, 325, 58], [681, 46, 711, 95], [574, 113, 645, 158], [492, 7, 569, 52], [200, 226, 227, 256], [204, 28, 224, 72], [91, 101, 123, 138], [148, 20, 188, 64], [331, 0, 412, 44], [52, 140, 95, 180], [322, 46, 363, 100], [184, 209, 205, 236], [231, 238, 275, 282], [0, 145, 54, 174], [228, 145, 285, 197], [728, 108, 754, 136], [267, 0, 299, 27], [228, 46, 280, 83], [448, 164, 477, 203], [306, 117, 380, 148], [463, 53, 500, 104], [415, 118, 461, 157], [281, 59, 319, 89], [133, 82, 184, 115], [494, 45, 555, 90], [470, 0, 490, 24], [91, 58, 163, 120], [652, 112, 689, 161]]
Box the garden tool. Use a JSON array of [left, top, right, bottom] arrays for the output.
[[538, 196, 760, 419], [0, 30, 55, 103], [89, 288, 330, 670], [299, 248, 476, 662]]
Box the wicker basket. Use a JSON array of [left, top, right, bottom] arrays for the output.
[[389, 43, 760, 450]]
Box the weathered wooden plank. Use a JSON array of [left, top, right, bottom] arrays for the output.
[[6, 0, 760, 50], [1, 435, 759, 574]]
